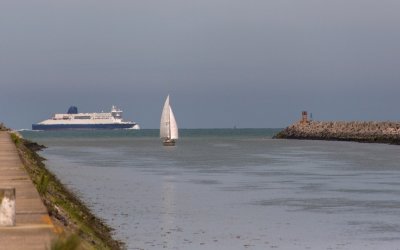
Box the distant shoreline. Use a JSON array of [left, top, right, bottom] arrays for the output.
[[274, 121, 400, 145]]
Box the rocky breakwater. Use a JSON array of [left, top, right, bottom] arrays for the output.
[[275, 121, 400, 145]]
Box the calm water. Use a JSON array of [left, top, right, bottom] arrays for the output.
[[21, 129, 400, 250]]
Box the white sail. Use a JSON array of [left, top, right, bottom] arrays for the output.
[[160, 95, 171, 139], [169, 106, 178, 140], [160, 95, 179, 142]]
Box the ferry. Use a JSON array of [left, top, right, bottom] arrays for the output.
[[32, 106, 140, 130]]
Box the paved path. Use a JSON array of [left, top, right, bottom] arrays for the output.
[[0, 132, 54, 250]]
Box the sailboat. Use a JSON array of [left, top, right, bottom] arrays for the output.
[[160, 95, 178, 146]]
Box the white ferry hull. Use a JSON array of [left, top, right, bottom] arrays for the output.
[[32, 123, 139, 130]]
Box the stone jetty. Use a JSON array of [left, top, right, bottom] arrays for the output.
[[275, 112, 400, 144], [0, 131, 55, 249]]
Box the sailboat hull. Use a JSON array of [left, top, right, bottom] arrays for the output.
[[163, 139, 176, 146]]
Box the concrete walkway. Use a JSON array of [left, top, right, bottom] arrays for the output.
[[0, 132, 54, 249]]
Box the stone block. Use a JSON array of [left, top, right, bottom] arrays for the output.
[[0, 188, 16, 226]]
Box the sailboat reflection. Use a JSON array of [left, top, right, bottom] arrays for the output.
[[161, 176, 176, 248]]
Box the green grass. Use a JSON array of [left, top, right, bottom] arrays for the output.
[[51, 234, 80, 250], [38, 173, 50, 195], [0, 190, 4, 203], [10, 133, 20, 144]]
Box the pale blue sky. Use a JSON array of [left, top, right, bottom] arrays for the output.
[[1, 0, 400, 129]]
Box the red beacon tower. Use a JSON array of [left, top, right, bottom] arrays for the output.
[[300, 111, 309, 124]]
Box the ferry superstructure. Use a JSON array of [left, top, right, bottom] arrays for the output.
[[32, 106, 140, 130]]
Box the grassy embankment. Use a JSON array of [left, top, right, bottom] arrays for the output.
[[9, 130, 124, 250]]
